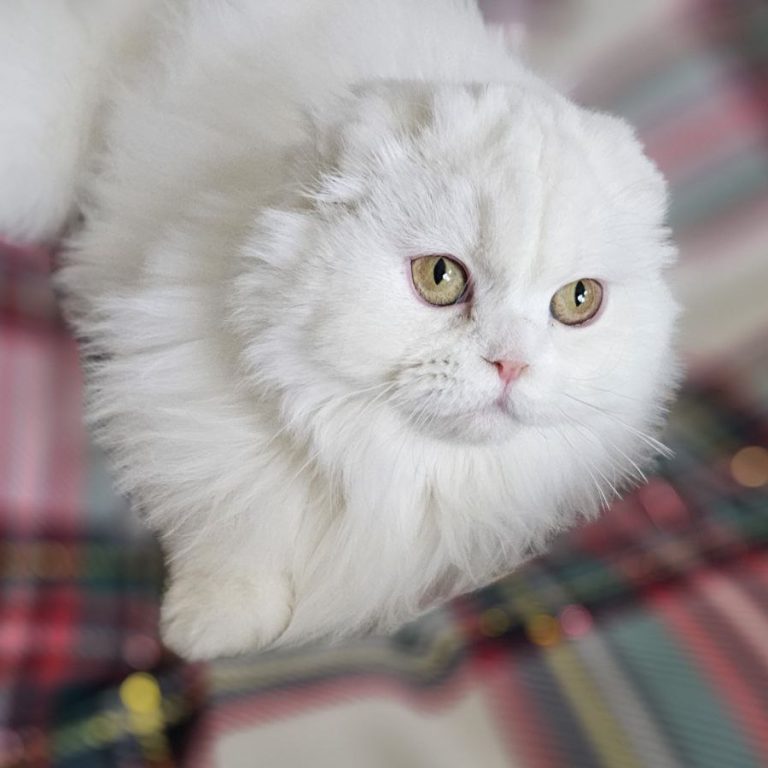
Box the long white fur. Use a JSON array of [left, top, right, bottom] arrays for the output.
[[0, 0, 679, 658]]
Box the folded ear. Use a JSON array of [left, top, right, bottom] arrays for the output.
[[302, 82, 435, 205], [585, 111, 670, 231]]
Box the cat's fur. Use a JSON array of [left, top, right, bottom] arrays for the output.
[[0, 0, 679, 658]]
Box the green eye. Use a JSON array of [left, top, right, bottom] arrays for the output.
[[411, 255, 469, 306], [550, 279, 603, 325]]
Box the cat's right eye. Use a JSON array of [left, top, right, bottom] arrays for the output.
[[411, 255, 469, 306], [550, 278, 603, 326]]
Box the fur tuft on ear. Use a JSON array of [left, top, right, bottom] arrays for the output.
[[303, 82, 436, 205]]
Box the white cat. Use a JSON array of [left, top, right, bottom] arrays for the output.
[[0, 0, 679, 659]]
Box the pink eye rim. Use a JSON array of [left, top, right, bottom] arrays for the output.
[[409, 254, 472, 307]]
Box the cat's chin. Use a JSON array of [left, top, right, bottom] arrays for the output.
[[409, 405, 526, 445]]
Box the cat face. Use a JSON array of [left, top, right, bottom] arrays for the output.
[[237, 82, 678, 446]]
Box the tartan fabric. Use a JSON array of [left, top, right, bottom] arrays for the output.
[[0, 241, 193, 767], [2, 0, 768, 766]]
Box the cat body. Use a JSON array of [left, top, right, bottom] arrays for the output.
[[0, 0, 679, 658]]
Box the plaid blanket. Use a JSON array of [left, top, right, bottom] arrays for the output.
[[2, 0, 768, 766]]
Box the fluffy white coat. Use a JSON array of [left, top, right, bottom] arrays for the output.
[[0, 0, 679, 658]]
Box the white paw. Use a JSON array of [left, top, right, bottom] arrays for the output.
[[160, 571, 293, 660]]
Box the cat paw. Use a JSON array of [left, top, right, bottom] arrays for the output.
[[160, 571, 293, 660]]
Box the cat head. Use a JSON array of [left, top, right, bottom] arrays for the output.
[[233, 81, 679, 449]]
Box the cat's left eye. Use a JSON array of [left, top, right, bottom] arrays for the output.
[[550, 279, 603, 326], [411, 255, 469, 306]]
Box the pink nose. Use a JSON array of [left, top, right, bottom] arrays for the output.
[[493, 360, 528, 385]]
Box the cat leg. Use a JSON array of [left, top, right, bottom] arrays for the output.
[[0, 2, 134, 242], [160, 540, 294, 660]]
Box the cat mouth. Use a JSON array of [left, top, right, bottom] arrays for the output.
[[489, 395, 532, 428]]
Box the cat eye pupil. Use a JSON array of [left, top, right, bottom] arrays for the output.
[[550, 278, 603, 326], [411, 255, 469, 306], [433, 258, 447, 285]]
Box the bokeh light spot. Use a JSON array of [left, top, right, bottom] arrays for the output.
[[559, 604, 593, 638], [526, 613, 560, 647], [731, 446, 768, 488], [119, 672, 161, 715]]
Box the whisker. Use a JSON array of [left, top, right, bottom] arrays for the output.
[[548, 418, 611, 511], [565, 416, 649, 486], [568, 381, 648, 405], [563, 393, 673, 458]]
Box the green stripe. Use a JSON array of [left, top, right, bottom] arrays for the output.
[[607, 613, 761, 768], [596, 55, 732, 126], [669, 150, 768, 232], [499, 574, 643, 768]]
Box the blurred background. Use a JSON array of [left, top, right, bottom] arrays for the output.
[[1, 1, 767, 766]]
